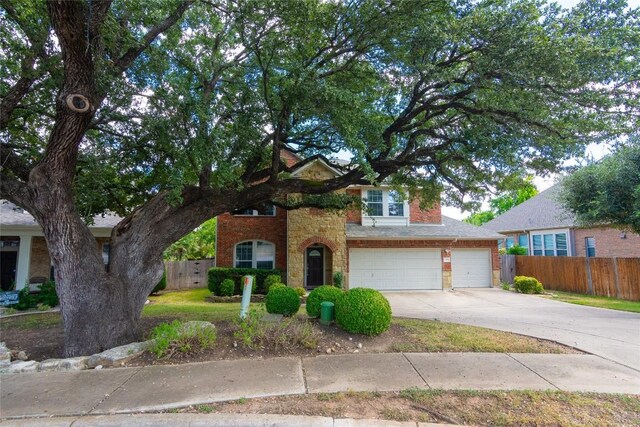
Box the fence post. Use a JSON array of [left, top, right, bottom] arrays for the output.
[[612, 257, 621, 299], [585, 257, 593, 295]]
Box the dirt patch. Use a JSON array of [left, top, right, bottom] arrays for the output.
[[170, 390, 640, 426]]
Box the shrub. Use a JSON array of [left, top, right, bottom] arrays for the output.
[[234, 307, 319, 351], [265, 286, 301, 316], [506, 245, 528, 255], [220, 279, 235, 296], [513, 276, 544, 294], [306, 285, 344, 318], [151, 272, 167, 295], [150, 320, 217, 359], [264, 274, 282, 293], [36, 281, 59, 307], [501, 282, 511, 291], [335, 288, 392, 336], [333, 271, 344, 289], [15, 287, 37, 311], [208, 267, 281, 295], [37, 303, 51, 311], [293, 287, 306, 297]]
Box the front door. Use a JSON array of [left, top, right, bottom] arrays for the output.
[[306, 247, 324, 290], [0, 252, 18, 291]]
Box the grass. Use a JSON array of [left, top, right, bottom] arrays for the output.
[[195, 389, 640, 426], [0, 312, 61, 329], [143, 288, 248, 322], [392, 318, 572, 353], [548, 291, 640, 313]]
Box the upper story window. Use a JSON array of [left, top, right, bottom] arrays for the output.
[[234, 241, 275, 269], [532, 232, 568, 256], [234, 204, 275, 216], [585, 237, 596, 257], [365, 190, 406, 217]]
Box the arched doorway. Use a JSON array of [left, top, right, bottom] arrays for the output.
[[304, 244, 333, 290]]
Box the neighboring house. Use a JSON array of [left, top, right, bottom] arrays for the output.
[[482, 184, 640, 258], [217, 150, 503, 291], [0, 201, 118, 291]]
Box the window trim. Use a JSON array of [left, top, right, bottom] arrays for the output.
[[362, 188, 410, 226], [585, 237, 596, 258], [233, 240, 275, 269]]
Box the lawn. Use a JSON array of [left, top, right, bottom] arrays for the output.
[[186, 389, 640, 426], [143, 288, 251, 322], [547, 291, 640, 313]]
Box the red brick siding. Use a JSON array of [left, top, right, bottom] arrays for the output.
[[346, 239, 499, 273], [574, 227, 640, 258], [409, 200, 441, 224], [281, 149, 301, 168], [346, 189, 362, 224], [216, 209, 288, 272]]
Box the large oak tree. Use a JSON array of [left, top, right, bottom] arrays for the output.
[[1, 0, 638, 356]]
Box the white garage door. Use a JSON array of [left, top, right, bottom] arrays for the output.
[[451, 249, 492, 288], [349, 248, 442, 290]]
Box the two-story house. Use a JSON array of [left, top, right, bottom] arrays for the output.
[[216, 150, 503, 291]]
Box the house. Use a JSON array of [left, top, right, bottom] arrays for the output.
[[482, 184, 640, 258], [0, 201, 118, 291], [216, 150, 504, 291]]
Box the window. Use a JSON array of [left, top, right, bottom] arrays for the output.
[[234, 241, 275, 269], [102, 243, 110, 265], [234, 204, 275, 216], [388, 191, 404, 217], [531, 232, 569, 256], [506, 237, 515, 248], [365, 189, 407, 217], [366, 190, 384, 216], [518, 234, 529, 255], [585, 237, 596, 257]]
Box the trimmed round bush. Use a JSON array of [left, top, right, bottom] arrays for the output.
[[306, 285, 344, 318], [220, 279, 235, 296], [264, 274, 282, 293], [265, 286, 301, 316], [335, 288, 391, 336], [293, 287, 306, 297], [513, 276, 544, 294]]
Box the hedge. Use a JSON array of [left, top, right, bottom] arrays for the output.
[[208, 267, 282, 295]]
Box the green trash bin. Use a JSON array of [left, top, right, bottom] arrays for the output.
[[320, 301, 335, 325]]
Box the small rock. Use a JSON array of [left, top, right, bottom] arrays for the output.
[[95, 365, 103, 370], [87, 341, 151, 368], [354, 349, 359, 353], [326, 348, 332, 354], [17, 350, 28, 361], [348, 337, 353, 341], [335, 342, 341, 347], [357, 343, 363, 349], [233, 341, 238, 348]]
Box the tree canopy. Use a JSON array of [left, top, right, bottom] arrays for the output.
[[465, 177, 538, 225], [1, 0, 639, 356], [164, 218, 216, 261], [560, 143, 640, 233]]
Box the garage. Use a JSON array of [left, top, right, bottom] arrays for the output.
[[349, 248, 442, 290], [451, 249, 492, 288]]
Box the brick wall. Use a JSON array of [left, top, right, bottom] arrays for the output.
[[216, 210, 288, 272], [574, 227, 640, 258], [281, 149, 301, 168], [409, 200, 441, 224]]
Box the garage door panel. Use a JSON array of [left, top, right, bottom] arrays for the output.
[[451, 249, 492, 288], [349, 248, 442, 290]]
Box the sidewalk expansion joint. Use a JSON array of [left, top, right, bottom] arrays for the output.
[[506, 354, 560, 391], [299, 356, 309, 394], [402, 353, 430, 389], [88, 366, 144, 414]]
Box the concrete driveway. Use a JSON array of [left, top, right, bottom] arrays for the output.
[[384, 288, 640, 371]]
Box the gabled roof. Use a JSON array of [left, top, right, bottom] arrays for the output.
[[0, 201, 121, 229], [289, 155, 344, 177], [483, 184, 576, 233], [347, 216, 504, 240]]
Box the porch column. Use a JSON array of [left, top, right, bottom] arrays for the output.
[[15, 235, 32, 290]]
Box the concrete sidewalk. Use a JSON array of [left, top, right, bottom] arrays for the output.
[[1, 352, 638, 420]]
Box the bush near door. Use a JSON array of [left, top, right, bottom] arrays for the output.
[[208, 267, 281, 295]]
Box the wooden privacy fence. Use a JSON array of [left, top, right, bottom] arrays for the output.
[[164, 259, 215, 290], [511, 256, 640, 301], [500, 255, 516, 284]]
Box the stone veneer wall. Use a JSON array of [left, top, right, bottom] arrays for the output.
[[287, 162, 347, 287]]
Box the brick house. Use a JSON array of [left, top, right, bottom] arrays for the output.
[[217, 151, 503, 291], [483, 184, 640, 258], [0, 201, 118, 291]]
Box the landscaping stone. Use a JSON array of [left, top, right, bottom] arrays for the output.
[[6, 360, 39, 373], [17, 350, 28, 361], [39, 356, 89, 372], [0, 341, 11, 368], [87, 341, 150, 368], [180, 320, 216, 333]]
